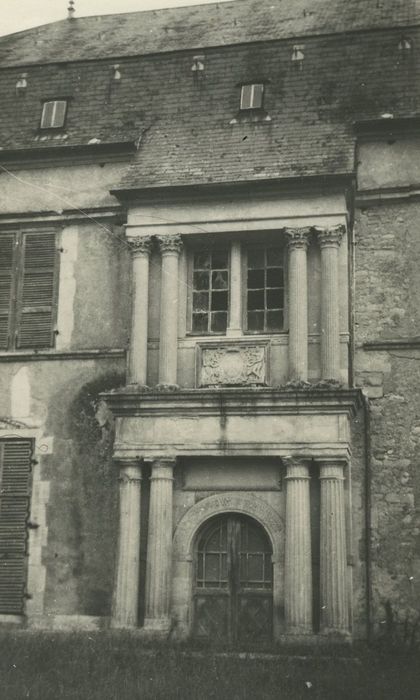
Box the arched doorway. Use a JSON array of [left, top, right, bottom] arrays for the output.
[[193, 514, 273, 643]]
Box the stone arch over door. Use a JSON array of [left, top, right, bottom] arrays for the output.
[[171, 492, 284, 640]]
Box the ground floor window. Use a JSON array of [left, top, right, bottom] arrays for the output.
[[0, 439, 33, 614], [193, 514, 273, 643]]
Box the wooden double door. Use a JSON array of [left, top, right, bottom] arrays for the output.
[[193, 514, 273, 644]]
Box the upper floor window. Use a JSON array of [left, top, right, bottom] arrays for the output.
[[0, 230, 59, 351], [188, 242, 285, 336], [40, 100, 67, 129], [240, 83, 264, 111], [246, 246, 284, 333], [192, 250, 229, 334]]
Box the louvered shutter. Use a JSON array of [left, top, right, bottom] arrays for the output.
[[16, 231, 57, 349], [0, 235, 15, 350], [0, 440, 33, 614]]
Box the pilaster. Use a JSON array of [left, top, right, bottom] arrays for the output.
[[226, 240, 242, 337]]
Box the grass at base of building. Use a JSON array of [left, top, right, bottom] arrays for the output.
[[0, 631, 418, 700]]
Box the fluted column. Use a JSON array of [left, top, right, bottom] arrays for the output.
[[314, 225, 345, 382], [127, 236, 152, 385], [285, 228, 310, 382], [157, 235, 183, 387], [144, 458, 175, 632], [284, 458, 313, 634], [111, 459, 142, 628], [319, 461, 349, 634], [227, 240, 242, 337]]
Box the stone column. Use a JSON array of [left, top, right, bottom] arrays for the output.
[[314, 225, 345, 382], [111, 459, 142, 628], [127, 236, 152, 385], [284, 458, 313, 634], [157, 235, 183, 387], [285, 228, 310, 382], [319, 461, 349, 634], [227, 240, 242, 337], [144, 458, 175, 632]]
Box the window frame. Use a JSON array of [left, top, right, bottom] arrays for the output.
[[0, 228, 60, 352], [243, 243, 286, 335], [187, 246, 231, 336], [39, 99, 68, 130], [240, 83, 265, 111]]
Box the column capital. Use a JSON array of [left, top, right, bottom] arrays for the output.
[[318, 460, 347, 480], [127, 235, 153, 257], [114, 458, 143, 482], [283, 457, 311, 479], [157, 234, 183, 255], [284, 227, 311, 249], [150, 458, 176, 481], [314, 224, 345, 249]]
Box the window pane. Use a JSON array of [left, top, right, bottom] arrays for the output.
[[266, 288, 283, 309], [247, 290, 264, 310], [240, 84, 253, 110], [247, 311, 264, 332], [211, 312, 227, 333], [205, 554, 221, 582], [247, 249, 264, 269], [266, 247, 283, 266], [212, 291, 228, 311], [252, 84, 264, 109], [212, 251, 228, 269], [267, 310, 283, 331], [194, 252, 211, 269], [247, 269, 264, 289], [212, 270, 228, 290], [193, 271, 210, 290], [266, 268, 282, 287], [193, 292, 209, 312], [192, 313, 208, 333]]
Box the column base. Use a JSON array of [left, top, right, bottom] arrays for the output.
[[110, 618, 138, 630], [143, 617, 171, 634], [320, 627, 351, 638], [286, 625, 313, 636], [156, 383, 179, 392]]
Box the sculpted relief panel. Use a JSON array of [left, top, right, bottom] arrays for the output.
[[198, 342, 269, 387]]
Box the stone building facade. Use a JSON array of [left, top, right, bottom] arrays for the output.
[[0, 0, 418, 644]]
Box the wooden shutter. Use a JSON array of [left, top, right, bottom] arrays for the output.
[[0, 440, 33, 614], [16, 231, 58, 349], [0, 234, 15, 350]]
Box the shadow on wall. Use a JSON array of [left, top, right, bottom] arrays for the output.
[[67, 372, 125, 617]]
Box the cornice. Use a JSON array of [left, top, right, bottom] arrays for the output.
[[103, 386, 363, 418]]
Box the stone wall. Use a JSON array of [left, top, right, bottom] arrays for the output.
[[354, 199, 420, 636]]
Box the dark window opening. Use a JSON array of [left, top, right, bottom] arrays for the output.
[[246, 246, 284, 333], [192, 249, 229, 334]]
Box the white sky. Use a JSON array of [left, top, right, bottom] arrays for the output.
[[0, 0, 233, 37]]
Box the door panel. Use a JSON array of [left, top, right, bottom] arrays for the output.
[[194, 514, 273, 644]]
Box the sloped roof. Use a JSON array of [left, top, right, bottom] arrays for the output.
[[0, 1, 418, 190], [0, 0, 417, 68]]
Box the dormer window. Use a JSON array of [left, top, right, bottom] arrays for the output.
[[40, 100, 67, 129], [240, 83, 264, 111]]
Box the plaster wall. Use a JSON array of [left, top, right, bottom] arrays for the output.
[[0, 161, 129, 214]]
